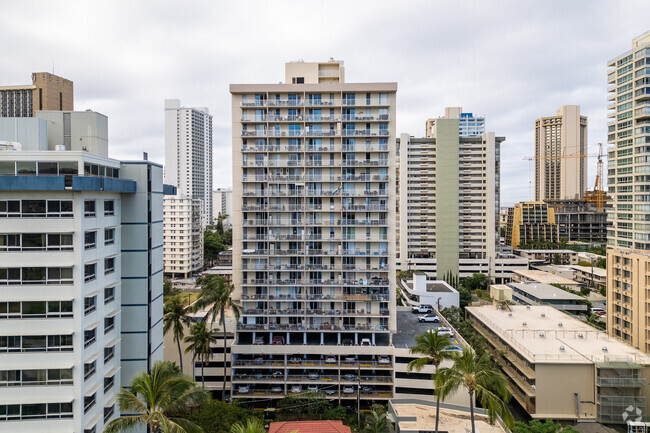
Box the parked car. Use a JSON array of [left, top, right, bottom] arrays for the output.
[[343, 374, 356, 381], [377, 356, 390, 364], [362, 385, 374, 393], [290, 385, 302, 393], [238, 385, 250, 394], [308, 372, 319, 380], [443, 345, 463, 353], [253, 356, 264, 365], [272, 336, 285, 345], [271, 385, 283, 393], [592, 307, 605, 313], [344, 356, 357, 363], [288, 356, 302, 364], [360, 338, 372, 346], [325, 356, 337, 364], [418, 314, 440, 323], [323, 388, 337, 396], [253, 372, 263, 380], [342, 338, 353, 346], [412, 304, 434, 314], [434, 327, 455, 337], [307, 384, 319, 392], [342, 386, 355, 394], [253, 337, 264, 345], [272, 370, 283, 378]]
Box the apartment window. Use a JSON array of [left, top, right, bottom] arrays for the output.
[[84, 427, 97, 433], [84, 361, 96, 380], [84, 296, 96, 315], [104, 257, 115, 275], [0, 334, 72, 352], [0, 368, 73, 386], [84, 231, 97, 249], [104, 316, 115, 333], [0, 267, 73, 285], [84, 200, 96, 217], [104, 200, 115, 216], [84, 263, 96, 283], [104, 286, 115, 304], [0, 301, 72, 319], [104, 345, 115, 363], [104, 375, 115, 393], [104, 404, 115, 424], [104, 228, 115, 245], [84, 394, 96, 414], [0, 401, 73, 421], [84, 328, 96, 348]]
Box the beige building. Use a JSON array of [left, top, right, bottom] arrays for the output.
[[0, 72, 73, 117], [230, 59, 398, 401], [606, 32, 650, 354], [534, 105, 587, 201], [468, 304, 650, 423], [506, 201, 558, 249], [398, 108, 502, 280], [163, 196, 204, 278]]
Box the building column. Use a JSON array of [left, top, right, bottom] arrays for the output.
[[337, 333, 341, 345], [286, 332, 290, 345], [372, 333, 375, 345], [320, 333, 324, 345], [354, 333, 358, 345], [303, 333, 307, 345]]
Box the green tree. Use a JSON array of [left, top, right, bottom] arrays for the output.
[[462, 273, 489, 292], [595, 257, 606, 269], [436, 348, 514, 433], [277, 396, 304, 420], [230, 418, 266, 433], [459, 287, 472, 309], [513, 419, 579, 433], [361, 410, 393, 433], [184, 321, 217, 388], [408, 329, 453, 433], [164, 295, 191, 371], [164, 277, 177, 297], [183, 400, 249, 433], [323, 405, 348, 421], [103, 361, 208, 433], [194, 275, 241, 399]]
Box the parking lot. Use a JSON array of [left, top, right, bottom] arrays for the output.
[[393, 307, 445, 349]]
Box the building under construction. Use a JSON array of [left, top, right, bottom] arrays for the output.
[[547, 199, 610, 243]]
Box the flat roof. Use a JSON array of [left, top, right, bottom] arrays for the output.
[[509, 282, 583, 301], [516, 249, 577, 254], [391, 402, 506, 433], [571, 265, 606, 278], [466, 305, 650, 364], [513, 269, 579, 286]]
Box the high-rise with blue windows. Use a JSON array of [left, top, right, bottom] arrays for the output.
[[230, 60, 398, 402]]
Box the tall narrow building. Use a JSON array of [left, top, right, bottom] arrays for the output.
[[164, 99, 213, 226], [606, 32, 650, 352], [230, 60, 398, 402], [0, 72, 73, 117], [397, 108, 523, 282], [534, 105, 588, 201]]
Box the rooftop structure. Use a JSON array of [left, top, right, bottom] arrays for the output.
[[509, 281, 587, 312], [467, 305, 650, 422], [0, 72, 73, 117], [512, 269, 581, 288], [515, 249, 579, 265], [397, 273, 459, 311]]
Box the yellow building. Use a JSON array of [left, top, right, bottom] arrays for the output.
[[506, 201, 558, 248], [0, 72, 73, 117]]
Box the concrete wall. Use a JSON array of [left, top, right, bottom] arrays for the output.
[[435, 119, 459, 278]]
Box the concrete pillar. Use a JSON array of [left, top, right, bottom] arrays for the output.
[[337, 333, 341, 345], [372, 333, 375, 345], [287, 332, 290, 345], [303, 333, 307, 344], [354, 333, 358, 345], [320, 333, 324, 345]]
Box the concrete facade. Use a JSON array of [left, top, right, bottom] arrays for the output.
[[0, 72, 73, 118], [534, 105, 588, 201], [213, 187, 233, 228], [163, 196, 204, 279], [506, 202, 558, 249]]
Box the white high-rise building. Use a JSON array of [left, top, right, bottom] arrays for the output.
[[230, 60, 398, 402], [164, 99, 213, 226], [213, 187, 233, 228], [0, 111, 167, 432], [163, 196, 204, 278]]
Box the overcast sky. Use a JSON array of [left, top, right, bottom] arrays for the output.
[[2, 0, 649, 206]]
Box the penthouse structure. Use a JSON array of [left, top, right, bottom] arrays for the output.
[[0, 72, 73, 118], [230, 59, 397, 402]]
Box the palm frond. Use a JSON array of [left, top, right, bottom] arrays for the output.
[[103, 415, 144, 433]]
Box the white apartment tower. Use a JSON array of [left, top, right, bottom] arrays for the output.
[[164, 99, 213, 226], [163, 196, 204, 279], [213, 187, 233, 228], [0, 111, 167, 432], [230, 60, 398, 402], [534, 105, 588, 201], [398, 108, 505, 281]]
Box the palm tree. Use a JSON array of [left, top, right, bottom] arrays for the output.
[[194, 275, 241, 399], [103, 360, 208, 433], [164, 294, 191, 371], [436, 348, 513, 433], [407, 329, 453, 433], [184, 321, 217, 388], [361, 410, 393, 433], [230, 418, 266, 433]]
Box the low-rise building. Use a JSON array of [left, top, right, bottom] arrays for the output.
[[400, 255, 529, 284], [515, 249, 578, 265], [509, 282, 587, 312], [571, 265, 606, 292], [269, 420, 351, 433], [467, 305, 650, 423], [202, 265, 233, 285], [389, 399, 508, 433], [397, 273, 459, 311], [512, 269, 582, 290]]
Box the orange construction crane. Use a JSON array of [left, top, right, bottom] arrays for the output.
[[584, 143, 607, 212]]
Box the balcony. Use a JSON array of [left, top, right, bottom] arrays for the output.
[[596, 376, 646, 387]]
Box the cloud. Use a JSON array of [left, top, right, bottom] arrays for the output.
[[1, 0, 648, 205]]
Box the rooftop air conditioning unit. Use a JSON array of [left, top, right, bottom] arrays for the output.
[[522, 322, 527, 326], [602, 347, 608, 352], [508, 312, 512, 317], [578, 333, 584, 339], [560, 346, 565, 351], [558, 322, 563, 327], [541, 313, 546, 318], [539, 332, 545, 338]]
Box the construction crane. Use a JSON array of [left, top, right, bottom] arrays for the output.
[[584, 143, 606, 212]]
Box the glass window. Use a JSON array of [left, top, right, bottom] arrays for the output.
[[37, 162, 57, 175], [58, 161, 78, 175], [84, 200, 96, 217], [0, 161, 15, 175], [104, 228, 115, 245], [22, 200, 46, 215], [16, 161, 36, 175], [104, 200, 114, 216], [22, 234, 45, 249]]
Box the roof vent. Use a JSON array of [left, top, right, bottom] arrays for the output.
[[602, 346, 608, 352], [541, 313, 546, 318], [578, 333, 584, 339], [558, 322, 563, 327], [526, 305, 531, 309], [560, 346, 565, 351], [539, 332, 545, 338], [508, 312, 512, 317], [522, 322, 527, 326]]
